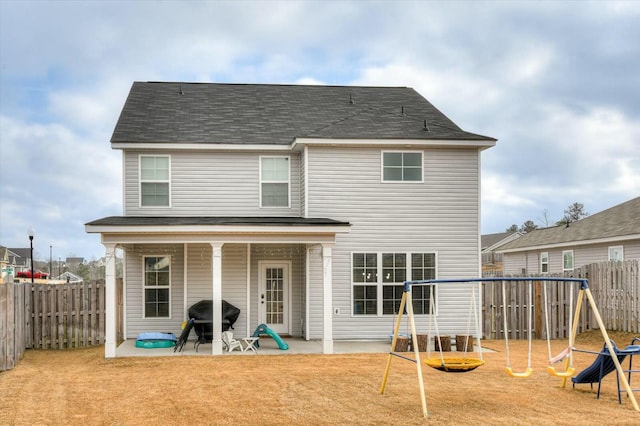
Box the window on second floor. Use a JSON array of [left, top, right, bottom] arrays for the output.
[[608, 246, 624, 262], [382, 151, 423, 182], [562, 250, 574, 271], [260, 156, 290, 207], [140, 155, 170, 207], [540, 252, 549, 273]]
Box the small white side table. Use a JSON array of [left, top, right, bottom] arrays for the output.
[[242, 337, 259, 353]]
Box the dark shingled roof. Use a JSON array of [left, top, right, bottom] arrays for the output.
[[111, 82, 496, 145], [86, 216, 350, 227], [498, 196, 640, 252]]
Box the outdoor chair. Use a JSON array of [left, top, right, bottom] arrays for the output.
[[222, 330, 243, 352]]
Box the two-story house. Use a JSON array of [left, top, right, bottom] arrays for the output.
[[86, 82, 496, 357]]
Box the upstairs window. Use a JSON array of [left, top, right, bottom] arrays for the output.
[[540, 252, 549, 273], [260, 156, 290, 207], [140, 155, 170, 207], [382, 151, 423, 182]]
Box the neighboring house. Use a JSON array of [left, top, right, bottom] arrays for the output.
[[85, 82, 496, 357], [0, 246, 8, 283], [65, 257, 85, 269], [6, 248, 31, 275], [498, 196, 640, 275], [481, 232, 521, 275]]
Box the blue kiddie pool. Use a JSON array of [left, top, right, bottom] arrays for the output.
[[135, 332, 177, 349]]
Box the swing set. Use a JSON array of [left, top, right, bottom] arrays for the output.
[[379, 277, 640, 418]]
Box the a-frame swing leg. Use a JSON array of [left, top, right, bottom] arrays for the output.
[[380, 289, 429, 417], [583, 288, 640, 412], [561, 287, 585, 388], [380, 292, 406, 394]]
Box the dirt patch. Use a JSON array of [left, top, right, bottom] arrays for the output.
[[1, 331, 639, 425]]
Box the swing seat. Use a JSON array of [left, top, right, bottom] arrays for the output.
[[425, 357, 484, 373], [505, 367, 533, 378], [547, 366, 576, 378], [549, 346, 572, 364]]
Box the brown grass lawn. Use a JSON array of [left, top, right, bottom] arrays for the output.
[[1, 330, 639, 425]]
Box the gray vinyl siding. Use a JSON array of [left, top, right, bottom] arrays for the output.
[[124, 244, 185, 337], [306, 146, 482, 340], [503, 239, 640, 275], [123, 150, 301, 216]]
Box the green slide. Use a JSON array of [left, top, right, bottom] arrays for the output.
[[251, 323, 289, 350]]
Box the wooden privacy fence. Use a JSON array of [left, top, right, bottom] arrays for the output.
[[482, 259, 640, 340], [1, 279, 123, 371]]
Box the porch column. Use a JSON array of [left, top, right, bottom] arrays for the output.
[[103, 243, 117, 358], [210, 242, 224, 355], [322, 243, 334, 354]]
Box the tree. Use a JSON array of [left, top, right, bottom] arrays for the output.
[[556, 202, 589, 225], [505, 221, 538, 233], [521, 220, 538, 233]]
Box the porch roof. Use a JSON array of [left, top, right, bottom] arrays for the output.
[[85, 216, 350, 244]]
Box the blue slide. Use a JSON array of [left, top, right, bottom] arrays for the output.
[[252, 323, 289, 350], [571, 341, 640, 399]]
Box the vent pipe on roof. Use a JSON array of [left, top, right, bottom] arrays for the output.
[[402, 106, 405, 115], [349, 93, 354, 104], [423, 120, 430, 131], [178, 83, 184, 95]]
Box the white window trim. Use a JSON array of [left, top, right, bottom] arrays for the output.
[[350, 251, 438, 317], [139, 155, 171, 208], [562, 250, 574, 271], [608, 245, 624, 262], [142, 255, 172, 319], [381, 150, 424, 183], [540, 252, 549, 274], [259, 155, 291, 208]]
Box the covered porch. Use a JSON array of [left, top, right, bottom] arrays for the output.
[[85, 217, 350, 358]]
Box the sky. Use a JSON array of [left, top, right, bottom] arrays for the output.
[[1, 1, 639, 261]]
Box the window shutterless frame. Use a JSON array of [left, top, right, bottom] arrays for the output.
[[142, 255, 171, 319], [540, 252, 549, 274], [381, 150, 424, 183], [139, 155, 171, 207], [608, 246, 624, 262], [562, 250, 574, 271], [259, 155, 291, 208], [350, 251, 437, 316]]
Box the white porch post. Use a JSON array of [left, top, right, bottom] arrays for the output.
[[210, 242, 224, 355], [103, 243, 117, 358], [322, 243, 334, 354]]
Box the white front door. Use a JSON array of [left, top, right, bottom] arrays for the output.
[[258, 261, 290, 335]]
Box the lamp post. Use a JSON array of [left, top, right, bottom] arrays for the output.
[[28, 226, 34, 283]]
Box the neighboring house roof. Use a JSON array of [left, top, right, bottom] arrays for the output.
[[498, 196, 640, 253], [111, 82, 496, 145], [7, 248, 30, 266], [65, 257, 85, 264], [55, 271, 83, 282], [481, 232, 521, 252]]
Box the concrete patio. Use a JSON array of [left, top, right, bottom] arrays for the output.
[[115, 337, 391, 357]]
